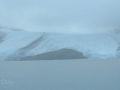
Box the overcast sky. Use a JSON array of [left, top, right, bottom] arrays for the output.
[[0, 0, 120, 33]]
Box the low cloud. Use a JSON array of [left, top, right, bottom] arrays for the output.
[[0, 0, 120, 33]]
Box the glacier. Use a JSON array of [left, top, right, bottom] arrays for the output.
[[0, 29, 120, 61]]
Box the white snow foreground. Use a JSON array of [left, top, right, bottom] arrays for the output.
[[0, 29, 120, 61]]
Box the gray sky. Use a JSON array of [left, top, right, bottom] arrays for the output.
[[0, 0, 120, 33]]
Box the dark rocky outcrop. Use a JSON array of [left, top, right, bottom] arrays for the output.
[[21, 48, 87, 60]]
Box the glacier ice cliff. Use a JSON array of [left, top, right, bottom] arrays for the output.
[[0, 29, 120, 61]]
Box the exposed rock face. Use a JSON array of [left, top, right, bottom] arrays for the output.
[[21, 49, 87, 60], [0, 32, 6, 43]]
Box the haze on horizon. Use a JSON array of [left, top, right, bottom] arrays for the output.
[[0, 0, 120, 33]]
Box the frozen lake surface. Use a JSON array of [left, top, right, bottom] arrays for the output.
[[0, 59, 120, 90]]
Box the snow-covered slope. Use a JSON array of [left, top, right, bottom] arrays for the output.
[[0, 29, 120, 61]]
